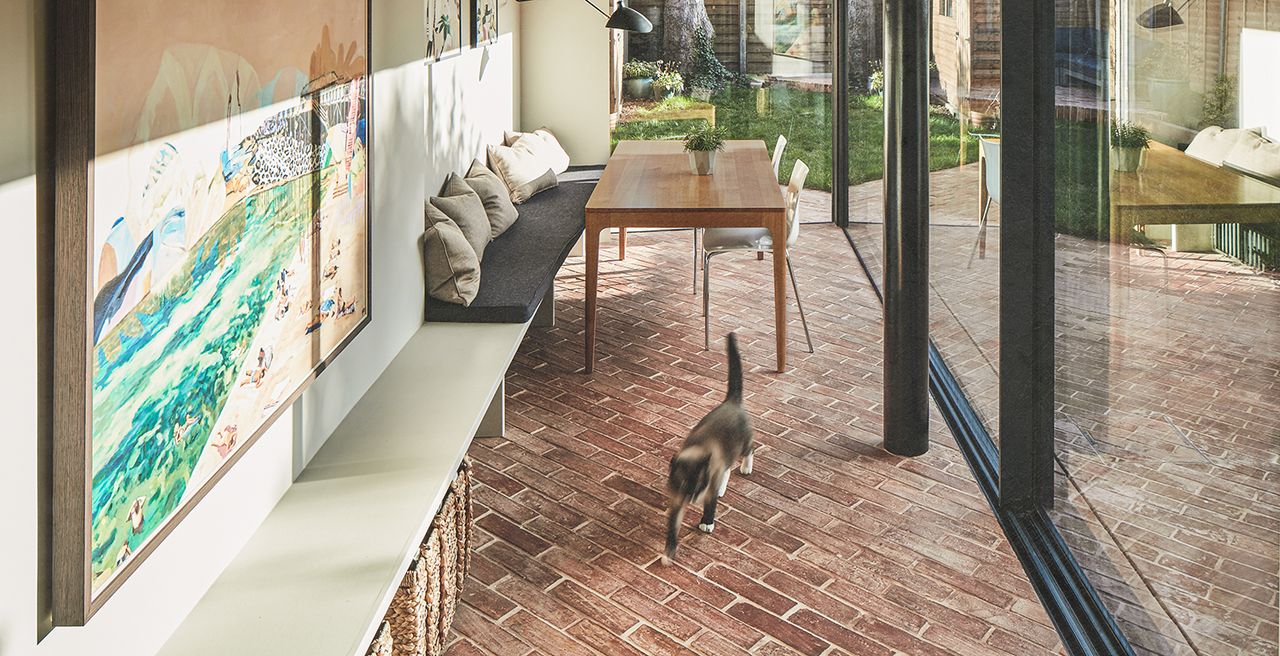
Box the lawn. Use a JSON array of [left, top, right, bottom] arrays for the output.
[[612, 86, 982, 192]]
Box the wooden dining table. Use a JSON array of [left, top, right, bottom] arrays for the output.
[[584, 140, 789, 373], [1110, 141, 1280, 244]]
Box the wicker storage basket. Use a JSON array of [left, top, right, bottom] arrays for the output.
[[366, 622, 394, 656], [375, 458, 474, 656]]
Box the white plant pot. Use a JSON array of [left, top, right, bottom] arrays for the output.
[[1111, 146, 1144, 172], [689, 150, 717, 175]]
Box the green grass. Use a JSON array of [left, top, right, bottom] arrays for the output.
[[613, 87, 981, 192]]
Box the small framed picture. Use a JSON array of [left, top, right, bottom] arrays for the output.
[[471, 0, 498, 46], [427, 0, 464, 61]]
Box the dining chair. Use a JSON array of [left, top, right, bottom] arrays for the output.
[[700, 159, 814, 353], [693, 135, 789, 293], [967, 136, 1001, 268]]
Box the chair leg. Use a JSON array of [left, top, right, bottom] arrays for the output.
[[703, 252, 712, 350], [967, 198, 992, 269], [786, 256, 814, 353]]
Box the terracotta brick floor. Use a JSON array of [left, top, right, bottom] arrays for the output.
[[445, 222, 1067, 655], [841, 164, 1280, 656]]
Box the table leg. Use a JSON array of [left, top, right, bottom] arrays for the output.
[[586, 221, 601, 374], [770, 214, 787, 373], [618, 227, 627, 260]]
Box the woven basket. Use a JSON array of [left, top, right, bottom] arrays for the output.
[[366, 622, 393, 656], [372, 458, 474, 656]]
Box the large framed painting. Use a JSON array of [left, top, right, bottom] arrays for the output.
[[428, 0, 466, 61], [772, 0, 824, 60], [52, 0, 371, 624], [471, 0, 499, 46]]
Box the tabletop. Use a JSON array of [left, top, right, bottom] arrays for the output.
[[1111, 141, 1280, 210], [587, 140, 786, 213]]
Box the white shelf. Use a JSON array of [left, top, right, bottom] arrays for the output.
[[159, 321, 529, 656]]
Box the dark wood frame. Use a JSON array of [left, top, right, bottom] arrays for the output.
[[50, 0, 374, 625]]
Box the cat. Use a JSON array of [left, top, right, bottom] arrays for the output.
[[663, 332, 754, 565]]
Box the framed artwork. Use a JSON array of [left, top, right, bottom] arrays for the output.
[[772, 0, 823, 60], [428, 0, 466, 61], [52, 0, 371, 624], [471, 0, 499, 46]]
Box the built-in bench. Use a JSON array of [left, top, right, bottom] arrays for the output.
[[160, 170, 597, 656]]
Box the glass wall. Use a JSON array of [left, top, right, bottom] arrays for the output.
[[1051, 4, 1280, 655]]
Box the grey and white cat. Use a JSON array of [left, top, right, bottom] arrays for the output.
[[663, 332, 754, 565]]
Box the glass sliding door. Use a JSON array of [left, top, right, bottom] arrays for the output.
[[1048, 3, 1280, 655]]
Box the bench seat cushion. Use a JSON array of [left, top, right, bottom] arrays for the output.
[[425, 168, 599, 323]]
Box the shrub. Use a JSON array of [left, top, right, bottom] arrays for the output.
[[1200, 74, 1238, 129], [623, 59, 661, 80], [655, 69, 684, 92], [685, 26, 739, 92]]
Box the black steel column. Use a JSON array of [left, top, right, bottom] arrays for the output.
[[999, 0, 1056, 510], [882, 0, 930, 456], [831, 0, 849, 228]]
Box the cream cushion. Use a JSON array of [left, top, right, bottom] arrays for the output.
[[1224, 135, 1280, 185], [423, 204, 481, 306], [1185, 126, 1264, 166], [487, 141, 559, 204], [464, 160, 520, 238], [504, 128, 571, 174], [431, 174, 492, 260]]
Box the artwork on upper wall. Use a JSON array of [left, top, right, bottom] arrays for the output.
[[428, 0, 466, 61], [52, 0, 371, 624], [471, 0, 498, 46], [772, 0, 824, 60]]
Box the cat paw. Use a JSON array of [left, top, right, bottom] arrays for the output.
[[698, 523, 715, 534]]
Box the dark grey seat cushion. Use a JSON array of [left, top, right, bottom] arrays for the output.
[[425, 167, 600, 323]]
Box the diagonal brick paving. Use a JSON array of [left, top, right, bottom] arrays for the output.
[[446, 222, 1065, 655]]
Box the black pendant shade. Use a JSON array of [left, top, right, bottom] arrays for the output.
[[1138, 0, 1186, 28], [605, 3, 652, 32]]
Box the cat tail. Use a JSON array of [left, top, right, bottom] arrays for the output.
[[726, 332, 743, 404]]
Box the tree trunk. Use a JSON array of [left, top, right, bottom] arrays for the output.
[[662, 0, 713, 75], [847, 0, 882, 90]]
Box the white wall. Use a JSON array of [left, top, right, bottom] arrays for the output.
[[519, 0, 611, 164], [1240, 28, 1280, 141], [0, 0, 518, 654]]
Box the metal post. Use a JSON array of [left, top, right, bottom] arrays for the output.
[[832, 0, 849, 228], [998, 0, 1056, 510], [882, 0, 930, 456]]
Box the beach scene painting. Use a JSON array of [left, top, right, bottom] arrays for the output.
[[76, 0, 370, 609]]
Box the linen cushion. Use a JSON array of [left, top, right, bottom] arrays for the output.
[[464, 160, 520, 238], [1224, 135, 1280, 185], [431, 174, 492, 259], [504, 128, 571, 174], [1185, 126, 1264, 166], [423, 204, 480, 306], [487, 142, 559, 204]]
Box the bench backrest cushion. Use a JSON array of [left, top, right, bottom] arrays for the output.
[[1224, 134, 1280, 186], [503, 128, 571, 175], [465, 160, 520, 239], [488, 141, 559, 204], [423, 204, 481, 306], [1186, 126, 1265, 166], [431, 175, 492, 260]]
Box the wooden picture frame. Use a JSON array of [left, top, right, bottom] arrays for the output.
[[51, 0, 373, 625], [428, 0, 466, 61], [471, 0, 499, 46]]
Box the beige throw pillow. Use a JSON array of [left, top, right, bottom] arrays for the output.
[[504, 128, 571, 174], [432, 174, 492, 260], [1185, 126, 1265, 166], [423, 204, 480, 307], [465, 160, 520, 238], [1224, 135, 1280, 185], [487, 142, 559, 204]]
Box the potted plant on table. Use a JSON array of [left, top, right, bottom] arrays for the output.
[[1110, 120, 1150, 173], [653, 68, 684, 101], [685, 124, 727, 175], [623, 60, 660, 100]]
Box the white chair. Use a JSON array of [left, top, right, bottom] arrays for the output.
[[967, 136, 1000, 268], [693, 135, 788, 293], [701, 159, 814, 352]]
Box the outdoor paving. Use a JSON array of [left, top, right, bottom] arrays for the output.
[[445, 220, 1066, 655], [840, 164, 1280, 656]]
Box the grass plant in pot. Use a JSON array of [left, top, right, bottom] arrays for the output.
[[1110, 120, 1150, 173], [653, 68, 683, 101], [685, 124, 726, 175], [623, 60, 660, 100]]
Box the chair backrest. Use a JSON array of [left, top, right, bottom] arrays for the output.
[[772, 135, 788, 180], [784, 159, 809, 247], [979, 137, 1000, 204]]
